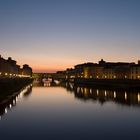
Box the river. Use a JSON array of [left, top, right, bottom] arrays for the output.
[[0, 83, 140, 140]]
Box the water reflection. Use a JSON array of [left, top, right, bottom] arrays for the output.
[[33, 80, 61, 87], [63, 82, 140, 107], [0, 82, 140, 139], [0, 84, 32, 120]]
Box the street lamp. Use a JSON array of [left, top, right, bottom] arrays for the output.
[[5, 73, 8, 76]]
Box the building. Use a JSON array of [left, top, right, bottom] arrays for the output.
[[21, 64, 32, 77], [7, 57, 20, 75], [0, 55, 10, 75], [64, 59, 140, 80], [74, 63, 93, 78], [0, 55, 32, 77], [83, 64, 104, 79], [130, 62, 140, 79]]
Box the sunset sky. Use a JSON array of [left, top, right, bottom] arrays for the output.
[[0, 0, 140, 72]]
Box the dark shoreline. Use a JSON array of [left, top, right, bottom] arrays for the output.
[[0, 84, 32, 118], [74, 78, 140, 90], [0, 78, 33, 101]]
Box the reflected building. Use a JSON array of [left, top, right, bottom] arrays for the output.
[[63, 82, 140, 106]]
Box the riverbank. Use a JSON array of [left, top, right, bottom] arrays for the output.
[[0, 84, 32, 117], [74, 78, 140, 90], [0, 78, 33, 100]]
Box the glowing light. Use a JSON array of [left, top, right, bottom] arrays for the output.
[[114, 91, 116, 98], [81, 88, 84, 94], [9, 104, 12, 109], [70, 75, 75, 78], [90, 89, 92, 94], [97, 89, 99, 95], [16, 97, 18, 102], [77, 87, 80, 93], [114, 76, 116, 79], [13, 100, 16, 105], [44, 83, 50, 87], [19, 93, 23, 98], [84, 88, 88, 95], [70, 83, 73, 89], [125, 92, 127, 100], [5, 108, 8, 114], [105, 90, 107, 96], [138, 93, 140, 102], [5, 73, 8, 76]]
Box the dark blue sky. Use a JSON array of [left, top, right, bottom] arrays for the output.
[[0, 0, 140, 72]]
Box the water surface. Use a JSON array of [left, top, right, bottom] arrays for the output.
[[0, 83, 140, 140]]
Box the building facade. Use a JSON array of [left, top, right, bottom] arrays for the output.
[[130, 64, 140, 79], [59, 59, 140, 80], [0, 55, 32, 77]]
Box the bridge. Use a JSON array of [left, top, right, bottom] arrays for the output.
[[32, 73, 65, 86]]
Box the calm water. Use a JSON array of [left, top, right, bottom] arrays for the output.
[[0, 83, 140, 140]]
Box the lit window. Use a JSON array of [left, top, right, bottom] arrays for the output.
[[5, 73, 8, 76]]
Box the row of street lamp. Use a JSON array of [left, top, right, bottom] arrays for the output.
[[0, 72, 31, 78]]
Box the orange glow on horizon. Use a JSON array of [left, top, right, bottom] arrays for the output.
[[2, 53, 139, 73]]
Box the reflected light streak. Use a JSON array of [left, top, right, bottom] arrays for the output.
[[114, 91, 116, 98], [81, 88, 84, 94], [9, 104, 12, 109], [13, 100, 16, 105], [0, 85, 32, 119], [105, 90, 107, 97], [84, 88, 88, 95], [16, 97, 18, 102], [5, 108, 8, 114], [77, 87, 80, 93], [138, 93, 140, 102], [125, 92, 127, 100], [90, 89, 92, 94], [97, 89, 99, 95]]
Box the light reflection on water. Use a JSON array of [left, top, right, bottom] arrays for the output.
[[0, 84, 32, 119], [63, 82, 140, 107], [0, 83, 140, 140]]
